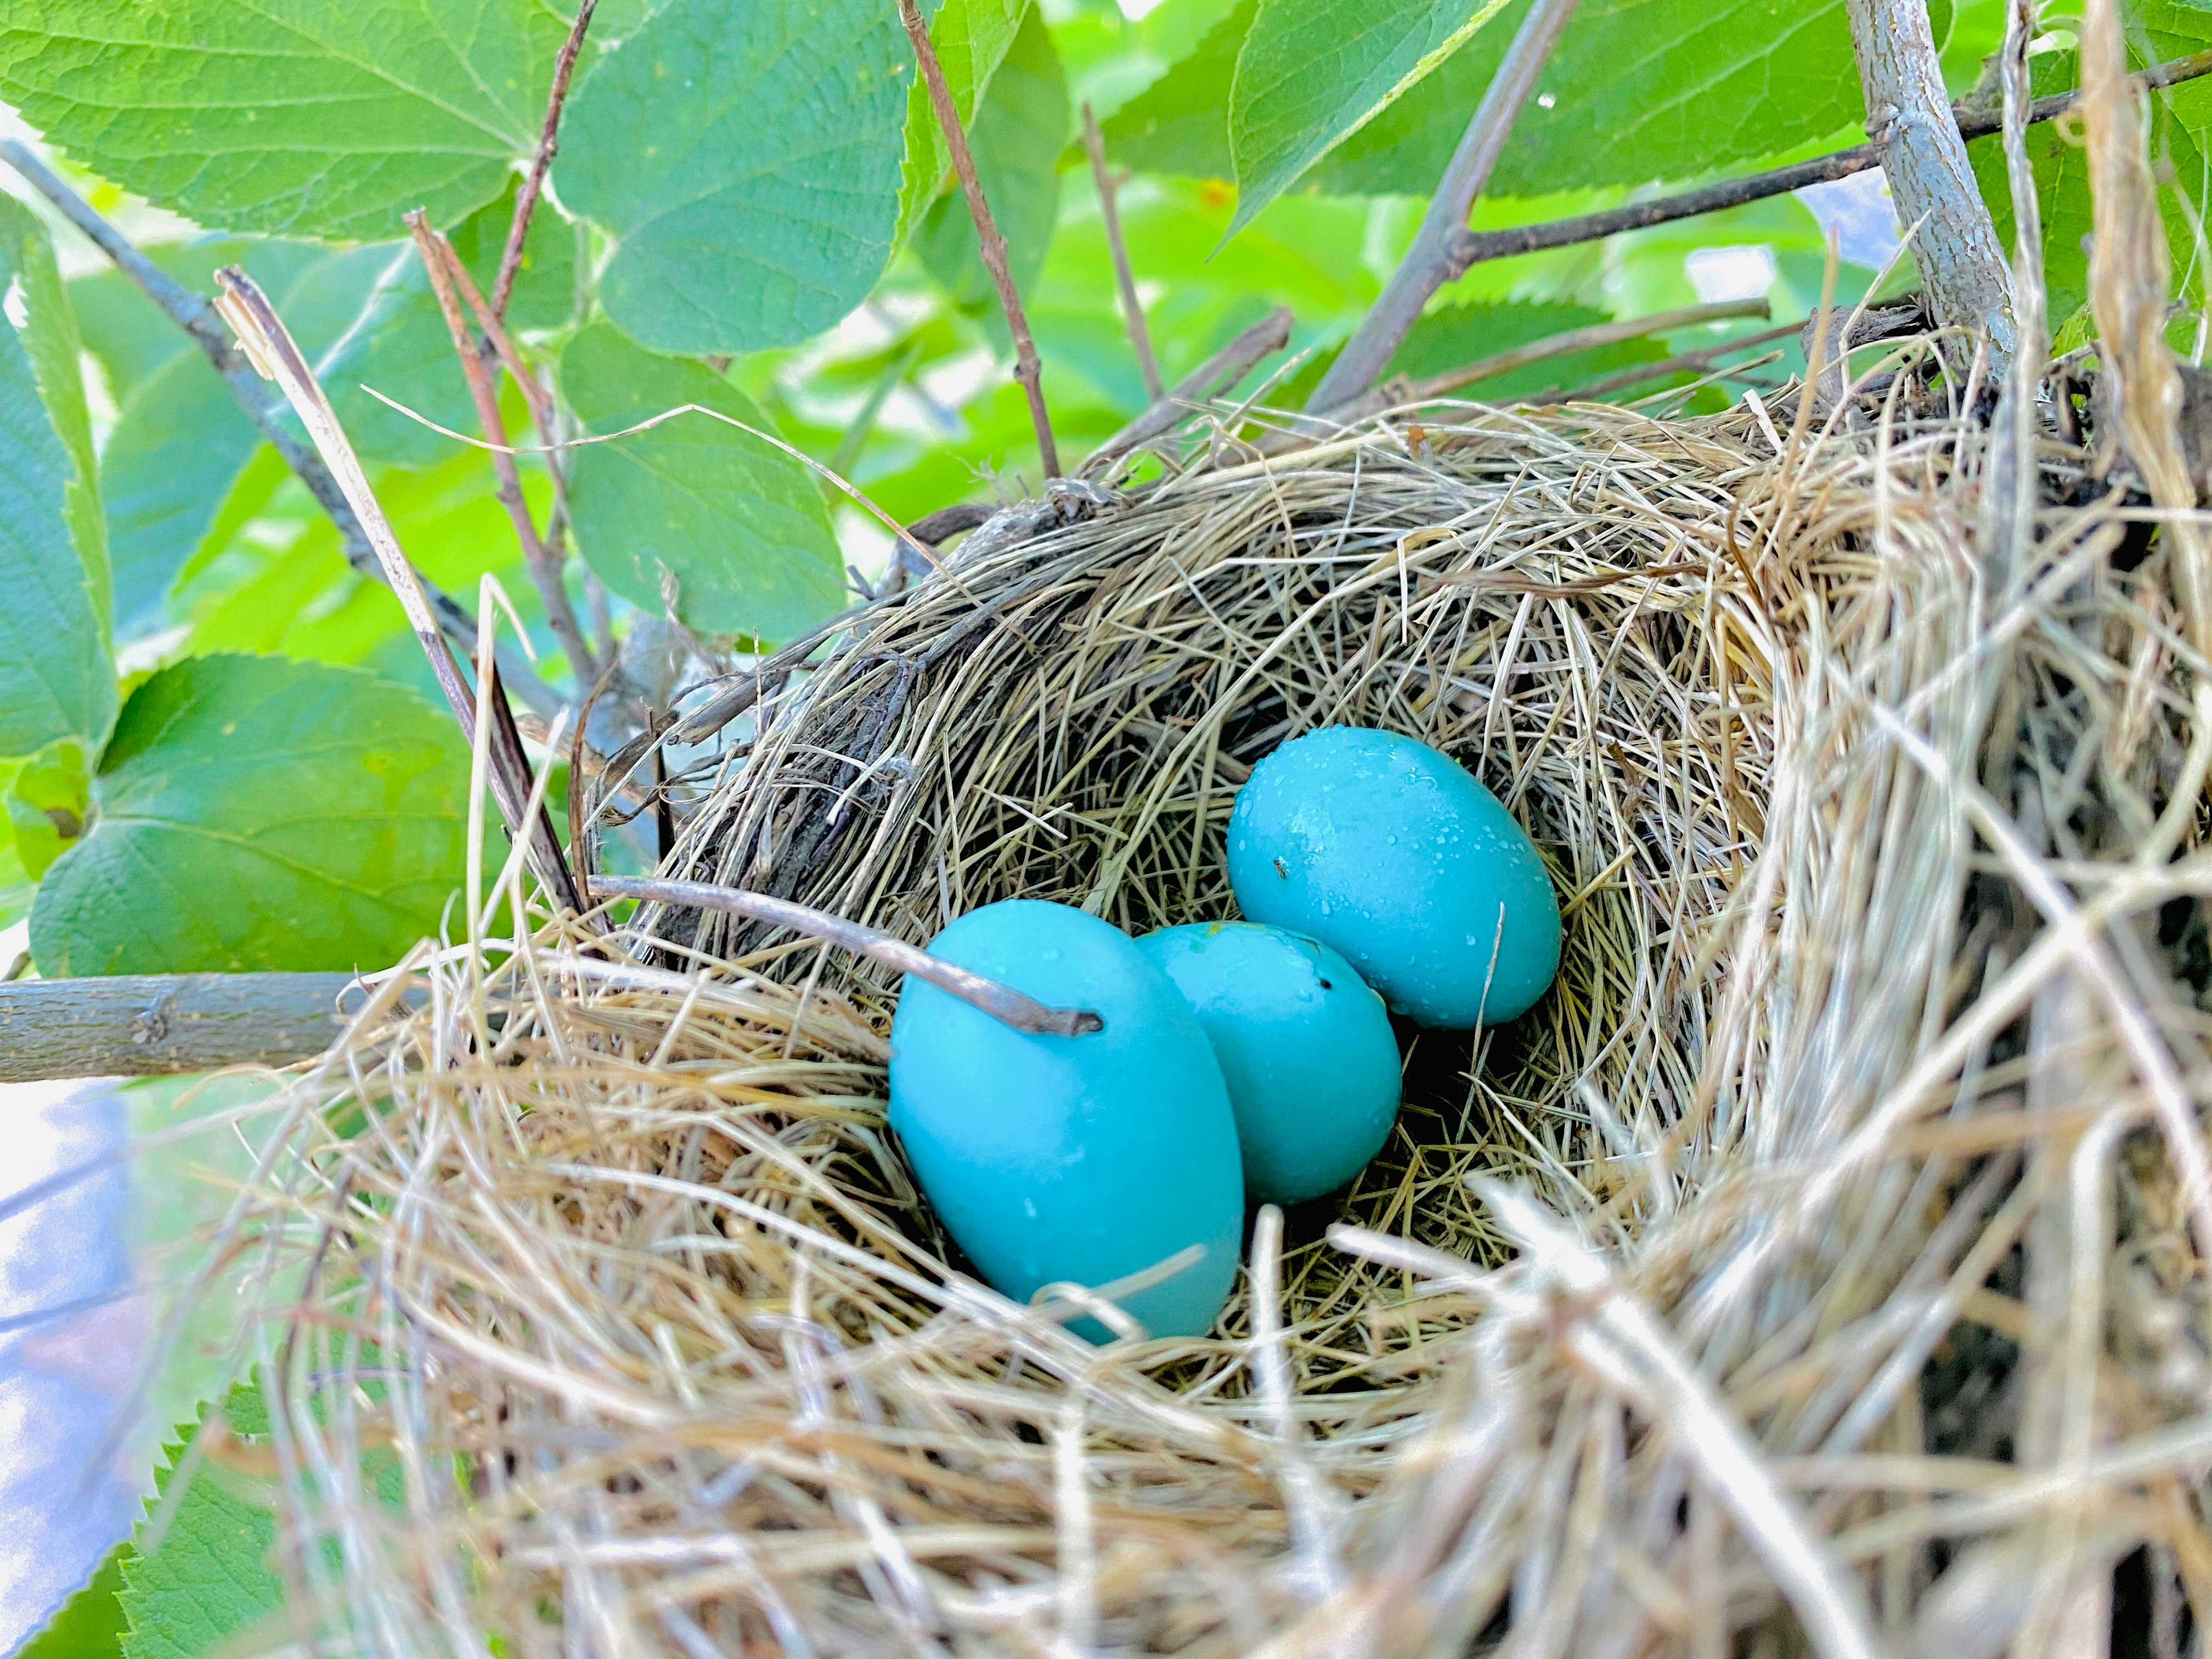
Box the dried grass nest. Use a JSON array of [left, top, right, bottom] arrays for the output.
[[234, 391, 2212, 1658]]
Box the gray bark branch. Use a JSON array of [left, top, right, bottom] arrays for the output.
[[0, 974, 377, 1082], [1304, 0, 1581, 411], [1844, 0, 2016, 371]]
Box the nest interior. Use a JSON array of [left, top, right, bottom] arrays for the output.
[[231, 402, 2212, 1659]]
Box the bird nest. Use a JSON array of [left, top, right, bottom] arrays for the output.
[[225, 397, 2212, 1658]]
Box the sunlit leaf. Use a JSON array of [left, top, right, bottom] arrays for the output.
[[1228, 0, 1509, 234], [556, 0, 912, 353], [0, 0, 563, 240]]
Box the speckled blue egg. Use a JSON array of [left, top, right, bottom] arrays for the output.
[[888, 899, 1244, 1341], [1136, 922, 1401, 1205], [1226, 727, 1560, 1028]]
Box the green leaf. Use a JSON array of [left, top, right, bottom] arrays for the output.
[[555, 0, 913, 353], [30, 654, 477, 977], [1971, 10, 2212, 326], [898, 0, 1030, 250], [117, 1386, 283, 1659], [1312, 0, 1870, 200], [916, 5, 1070, 307], [445, 181, 583, 334], [1227, 0, 1510, 234], [1099, 0, 1249, 180], [560, 323, 843, 641], [0, 0, 565, 241], [0, 193, 114, 765], [18, 1542, 126, 1659], [7, 737, 93, 880]]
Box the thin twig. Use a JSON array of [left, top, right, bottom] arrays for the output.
[[1530, 318, 1804, 404], [1305, 297, 1773, 432], [1081, 101, 1161, 400], [0, 138, 561, 718], [212, 268, 584, 914], [591, 875, 1103, 1037], [494, 0, 598, 322], [1443, 47, 2212, 277], [1306, 0, 1580, 410], [1083, 306, 1294, 472], [407, 212, 597, 688], [899, 0, 1059, 477]]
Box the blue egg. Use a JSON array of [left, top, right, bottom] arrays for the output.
[[1136, 922, 1400, 1205], [1226, 727, 1560, 1028], [888, 899, 1244, 1340]]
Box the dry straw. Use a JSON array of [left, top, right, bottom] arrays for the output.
[[191, 359, 2212, 1655]]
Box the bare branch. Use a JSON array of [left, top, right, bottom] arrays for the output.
[[592, 875, 1104, 1037], [0, 138, 562, 718], [1081, 101, 1162, 399], [1305, 297, 1772, 432], [1305, 0, 1580, 411], [494, 0, 598, 321], [1437, 49, 2212, 288], [1844, 0, 2013, 370], [899, 0, 1059, 477], [213, 268, 583, 913], [407, 212, 598, 689]]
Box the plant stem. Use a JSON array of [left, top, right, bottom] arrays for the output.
[[1305, 0, 1580, 411], [0, 138, 561, 718], [213, 268, 584, 913], [495, 0, 598, 321], [1844, 0, 2013, 371], [407, 212, 599, 689], [899, 0, 1060, 477], [1081, 102, 1162, 399], [591, 875, 1104, 1037]]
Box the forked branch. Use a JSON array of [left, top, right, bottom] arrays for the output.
[[1305, 0, 1581, 410], [899, 0, 1060, 477]]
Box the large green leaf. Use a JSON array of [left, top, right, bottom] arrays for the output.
[[0, 194, 113, 764], [560, 323, 843, 642], [555, 0, 912, 354], [898, 0, 1030, 249], [0, 0, 564, 241], [1227, 0, 1510, 234], [1313, 0, 1870, 199], [30, 654, 477, 977], [1117, 0, 1875, 204], [916, 5, 1070, 307], [116, 1386, 283, 1659]]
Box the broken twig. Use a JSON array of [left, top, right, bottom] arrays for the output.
[[592, 875, 1103, 1036]]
